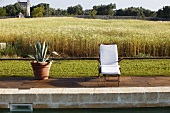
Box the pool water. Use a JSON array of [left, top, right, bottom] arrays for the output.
[[1, 107, 170, 113]]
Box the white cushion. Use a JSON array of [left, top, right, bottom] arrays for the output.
[[100, 44, 118, 65], [101, 65, 120, 75]]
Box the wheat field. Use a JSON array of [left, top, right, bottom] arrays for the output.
[[0, 17, 170, 57]]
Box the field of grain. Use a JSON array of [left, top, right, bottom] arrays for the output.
[[0, 17, 170, 57]]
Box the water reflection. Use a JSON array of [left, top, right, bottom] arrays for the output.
[[1, 108, 170, 113]]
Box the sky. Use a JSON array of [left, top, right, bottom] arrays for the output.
[[0, 0, 170, 11]]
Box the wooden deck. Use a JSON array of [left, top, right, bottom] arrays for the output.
[[0, 76, 170, 88]]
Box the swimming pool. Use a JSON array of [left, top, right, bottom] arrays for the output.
[[1, 107, 170, 113]]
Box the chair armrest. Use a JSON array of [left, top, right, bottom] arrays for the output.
[[118, 57, 123, 62]]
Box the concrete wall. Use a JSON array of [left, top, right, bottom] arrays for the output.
[[0, 87, 170, 108]]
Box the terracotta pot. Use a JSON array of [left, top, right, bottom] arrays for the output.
[[31, 61, 52, 80]]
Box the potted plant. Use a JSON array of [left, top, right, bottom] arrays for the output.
[[28, 41, 58, 80]]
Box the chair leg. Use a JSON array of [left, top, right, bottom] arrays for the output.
[[98, 72, 103, 82], [104, 75, 106, 86], [98, 67, 101, 82], [118, 75, 120, 87], [99, 75, 101, 82]]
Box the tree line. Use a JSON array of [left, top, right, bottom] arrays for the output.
[[0, 2, 170, 18]]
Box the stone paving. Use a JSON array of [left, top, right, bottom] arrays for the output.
[[0, 76, 170, 88]]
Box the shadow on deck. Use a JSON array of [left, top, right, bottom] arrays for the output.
[[0, 76, 170, 88]]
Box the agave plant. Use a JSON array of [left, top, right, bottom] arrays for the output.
[[29, 41, 58, 63]]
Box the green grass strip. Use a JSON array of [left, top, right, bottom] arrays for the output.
[[0, 59, 169, 78]]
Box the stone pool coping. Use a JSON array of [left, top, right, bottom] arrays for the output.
[[0, 87, 170, 108]]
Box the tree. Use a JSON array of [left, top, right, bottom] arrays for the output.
[[75, 4, 83, 15], [0, 7, 6, 16], [31, 6, 44, 17], [14, 3, 25, 15], [124, 7, 140, 16], [5, 3, 28, 16], [38, 3, 49, 16], [157, 9, 163, 18], [67, 4, 83, 15], [2, 3, 25, 16], [90, 9, 97, 18], [5, 5, 17, 16], [55, 8, 67, 15], [115, 9, 124, 16], [115, 7, 155, 17], [31, 3, 52, 16], [84, 9, 91, 15], [157, 6, 170, 18], [141, 7, 156, 17], [162, 6, 170, 18], [107, 3, 116, 15], [67, 6, 74, 15], [93, 3, 116, 15]]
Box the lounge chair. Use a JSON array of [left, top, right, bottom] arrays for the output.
[[98, 44, 121, 86]]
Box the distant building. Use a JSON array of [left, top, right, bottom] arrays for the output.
[[0, 43, 6, 49], [17, 0, 31, 16], [18, 12, 25, 18]]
